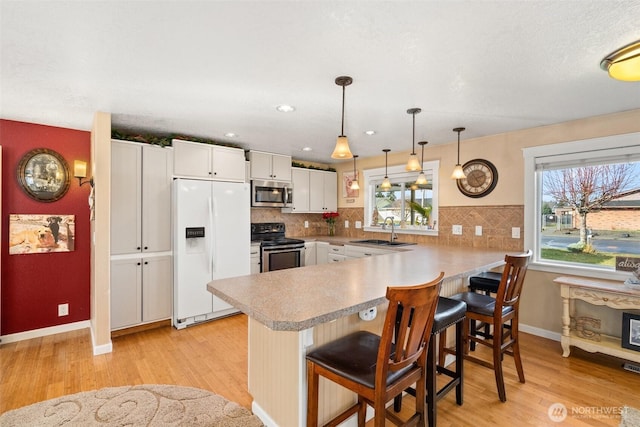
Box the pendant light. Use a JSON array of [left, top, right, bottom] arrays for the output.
[[350, 155, 360, 190], [600, 39, 640, 81], [381, 149, 391, 190], [331, 76, 354, 159], [405, 108, 422, 171], [450, 127, 467, 179], [415, 141, 428, 185]]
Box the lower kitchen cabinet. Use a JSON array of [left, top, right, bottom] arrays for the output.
[[251, 242, 261, 274], [110, 255, 172, 330], [316, 242, 329, 265], [305, 242, 317, 266]]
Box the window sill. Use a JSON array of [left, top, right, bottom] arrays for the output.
[[363, 226, 438, 237], [529, 260, 631, 282]]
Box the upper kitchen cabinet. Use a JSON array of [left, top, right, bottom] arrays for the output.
[[173, 139, 245, 182], [111, 140, 172, 255], [309, 169, 337, 212], [248, 150, 291, 182], [288, 167, 310, 212]]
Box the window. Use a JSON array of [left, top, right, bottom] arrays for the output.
[[363, 161, 439, 235], [523, 133, 640, 278]]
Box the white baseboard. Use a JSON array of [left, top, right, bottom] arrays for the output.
[[0, 320, 91, 344], [520, 323, 561, 342], [90, 327, 113, 355]]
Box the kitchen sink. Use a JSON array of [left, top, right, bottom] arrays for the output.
[[350, 239, 416, 247]]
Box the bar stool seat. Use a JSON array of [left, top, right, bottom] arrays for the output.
[[394, 297, 467, 427], [469, 271, 502, 294]]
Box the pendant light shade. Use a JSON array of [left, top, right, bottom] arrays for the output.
[[381, 149, 391, 190], [600, 39, 640, 81], [405, 108, 422, 171], [350, 155, 360, 190], [331, 76, 354, 159], [415, 140, 428, 185], [451, 127, 467, 180]]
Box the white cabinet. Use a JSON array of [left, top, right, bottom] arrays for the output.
[[344, 245, 392, 258], [111, 140, 173, 331], [173, 139, 245, 182], [305, 242, 316, 266], [110, 256, 172, 330], [251, 242, 261, 274], [289, 168, 310, 212], [286, 168, 337, 213], [309, 170, 337, 213], [248, 151, 291, 181], [111, 140, 172, 255], [316, 242, 329, 265]]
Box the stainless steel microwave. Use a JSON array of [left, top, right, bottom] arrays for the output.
[[251, 180, 292, 208]]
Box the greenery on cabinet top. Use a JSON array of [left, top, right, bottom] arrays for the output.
[[111, 129, 335, 172]]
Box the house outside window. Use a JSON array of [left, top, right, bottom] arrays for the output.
[[523, 133, 640, 279], [363, 161, 439, 236]]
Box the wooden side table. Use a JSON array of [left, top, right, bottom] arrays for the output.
[[553, 276, 640, 363]]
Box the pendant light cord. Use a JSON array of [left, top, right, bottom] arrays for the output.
[[412, 113, 416, 155], [341, 84, 345, 136]]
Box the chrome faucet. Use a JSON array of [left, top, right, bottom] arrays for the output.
[[383, 216, 397, 242]]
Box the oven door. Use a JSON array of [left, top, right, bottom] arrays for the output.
[[262, 245, 305, 272]]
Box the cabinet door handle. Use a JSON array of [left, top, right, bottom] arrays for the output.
[[364, 253, 372, 256], [137, 246, 141, 250], [137, 262, 141, 266], [144, 246, 148, 250], [144, 261, 149, 265]]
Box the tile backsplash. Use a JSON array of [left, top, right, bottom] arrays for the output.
[[251, 205, 524, 251]]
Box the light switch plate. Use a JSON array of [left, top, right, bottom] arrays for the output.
[[344, 220, 349, 228], [355, 221, 362, 229], [304, 221, 309, 228], [512, 227, 521, 239], [475, 225, 482, 236], [452, 225, 462, 235]]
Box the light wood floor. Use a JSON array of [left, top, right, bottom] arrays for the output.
[[2, 314, 640, 426]]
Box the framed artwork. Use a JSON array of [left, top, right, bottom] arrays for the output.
[[622, 312, 640, 352], [9, 214, 75, 254], [16, 148, 70, 202], [342, 171, 359, 198]]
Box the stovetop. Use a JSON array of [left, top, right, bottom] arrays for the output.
[[251, 222, 304, 247]]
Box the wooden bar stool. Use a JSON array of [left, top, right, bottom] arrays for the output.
[[448, 250, 532, 402], [468, 271, 503, 350], [306, 272, 444, 427], [393, 297, 467, 427]]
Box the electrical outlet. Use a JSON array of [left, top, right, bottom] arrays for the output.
[[58, 303, 69, 317], [512, 227, 521, 239], [359, 307, 377, 321], [475, 225, 482, 236], [452, 225, 463, 235], [344, 220, 349, 228], [355, 221, 362, 229], [304, 221, 309, 228]]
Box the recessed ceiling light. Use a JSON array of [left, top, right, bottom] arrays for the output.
[[302, 147, 313, 152], [224, 132, 238, 138], [276, 104, 295, 113], [364, 130, 376, 136]]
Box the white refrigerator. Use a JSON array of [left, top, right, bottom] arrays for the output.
[[173, 179, 250, 329]]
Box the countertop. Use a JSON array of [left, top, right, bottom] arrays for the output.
[[207, 239, 506, 332]]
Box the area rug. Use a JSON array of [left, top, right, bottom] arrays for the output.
[[0, 384, 264, 426], [621, 406, 640, 427]]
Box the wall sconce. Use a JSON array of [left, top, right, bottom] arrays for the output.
[[74, 160, 94, 187]]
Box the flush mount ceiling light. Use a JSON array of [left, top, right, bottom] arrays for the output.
[[364, 130, 377, 136], [415, 141, 429, 185], [451, 127, 467, 180], [600, 39, 640, 81], [276, 104, 296, 112], [405, 108, 422, 171], [224, 132, 238, 138], [350, 155, 360, 190], [331, 76, 354, 159], [381, 149, 391, 190]]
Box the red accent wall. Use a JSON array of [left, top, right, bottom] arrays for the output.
[[1, 119, 91, 335]]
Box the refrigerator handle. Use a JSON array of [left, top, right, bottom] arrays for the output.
[[208, 196, 214, 277]]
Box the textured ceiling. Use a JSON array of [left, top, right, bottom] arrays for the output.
[[1, 1, 639, 163]]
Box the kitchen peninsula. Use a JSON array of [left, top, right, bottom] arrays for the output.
[[208, 240, 507, 426]]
